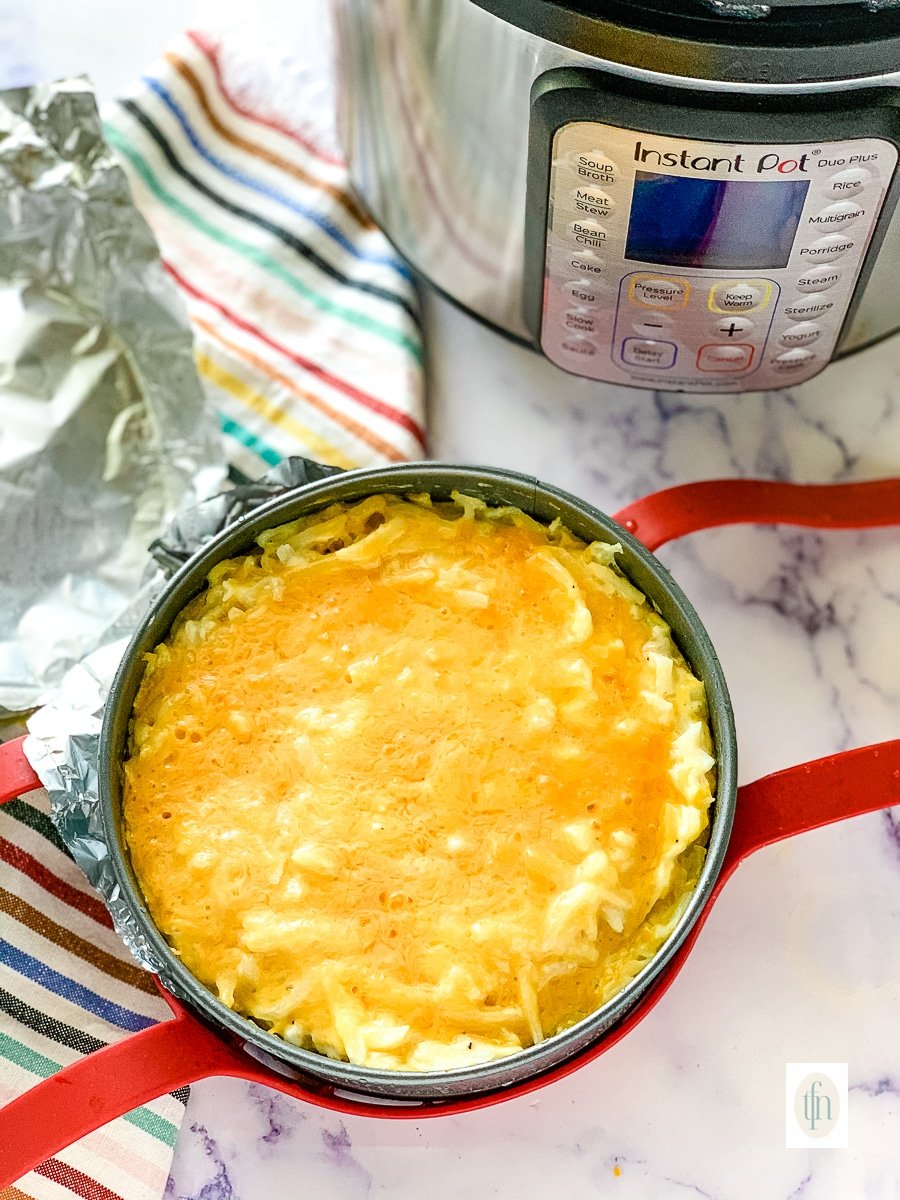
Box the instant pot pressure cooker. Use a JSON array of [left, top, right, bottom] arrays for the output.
[[332, 0, 900, 392]]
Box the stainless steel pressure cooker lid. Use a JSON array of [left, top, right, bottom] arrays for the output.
[[473, 0, 900, 83]]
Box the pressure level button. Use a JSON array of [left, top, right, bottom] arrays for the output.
[[629, 275, 690, 309]]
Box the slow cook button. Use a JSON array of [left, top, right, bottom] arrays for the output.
[[823, 167, 872, 197], [799, 233, 856, 261], [571, 187, 616, 217], [629, 275, 690, 309], [782, 292, 836, 319], [696, 343, 754, 372], [563, 278, 602, 306], [563, 307, 598, 334], [569, 218, 609, 248], [620, 337, 678, 369], [773, 347, 817, 371], [807, 200, 866, 229], [779, 321, 822, 347], [559, 335, 598, 358], [795, 264, 842, 293]]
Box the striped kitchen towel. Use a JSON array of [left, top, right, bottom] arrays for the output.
[[0, 778, 188, 1200], [0, 28, 425, 1200], [104, 28, 426, 480]]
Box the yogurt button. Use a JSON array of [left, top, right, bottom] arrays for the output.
[[796, 265, 842, 293], [779, 322, 822, 347]]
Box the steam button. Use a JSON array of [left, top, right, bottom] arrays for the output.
[[796, 265, 842, 293]]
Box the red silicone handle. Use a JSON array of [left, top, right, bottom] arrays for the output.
[[612, 477, 900, 552], [0, 736, 40, 803]]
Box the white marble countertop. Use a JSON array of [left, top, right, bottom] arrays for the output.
[[7, 5, 900, 1197]]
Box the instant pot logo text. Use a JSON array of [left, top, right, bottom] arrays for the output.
[[632, 140, 810, 175]]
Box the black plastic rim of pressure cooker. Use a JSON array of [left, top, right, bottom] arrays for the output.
[[100, 463, 737, 1101], [472, 0, 900, 84]]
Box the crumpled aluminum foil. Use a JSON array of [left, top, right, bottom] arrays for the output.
[[25, 456, 343, 973], [0, 77, 225, 714]]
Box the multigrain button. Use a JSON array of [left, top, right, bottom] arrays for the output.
[[563, 308, 598, 334], [562, 279, 601, 306], [773, 347, 817, 371], [710, 281, 770, 312], [796, 265, 842, 293], [559, 335, 597, 358], [824, 167, 872, 197], [780, 321, 822, 348], [569, 218, 608, 248], [807, 200, 865, 229], [783, 293, 836, 319], [799, 233, 856, 261], [629, 275, 690, 309], [712, 315, 754, 341], [620, 337, 678, 368], [696, 343, 754, 372]]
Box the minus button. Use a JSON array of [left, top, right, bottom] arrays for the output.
[[632, 315, 676, 338]]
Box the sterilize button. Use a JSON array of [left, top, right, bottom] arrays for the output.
[[783, 293, 836, 319], [620, 338, 678, 368], [773, 348, 817, 370], [796, 264, 842, 293], [807, 200, 865, 229], [711, 282, 769, 312], [779, 322, 822, 347], [569, 218, 608, 248], [563, 279, 602, 306], [560, 335, 598, 358], [696, 343, 754, 372], [800, 233, 856, 261], [824, 167, 872, 197], [563, 308, 598, 334], [630, 276, 690, 309], [712, 315, 754, 340]]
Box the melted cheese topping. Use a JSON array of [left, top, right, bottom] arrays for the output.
[[124, 493, 715, 1071]]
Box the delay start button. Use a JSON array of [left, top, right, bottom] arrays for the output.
[[629, 275, 690, 310]]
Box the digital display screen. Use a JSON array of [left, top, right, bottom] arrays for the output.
[[625, 172, 810, 270]]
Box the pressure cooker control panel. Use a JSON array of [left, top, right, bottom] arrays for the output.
[[540, 123, 897, 391]]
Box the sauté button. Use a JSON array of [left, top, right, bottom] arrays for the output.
[[629, 276, 690, 309], [696, 343, 754, 372], [773, 348, 817, 370], [710, 281, 770, 312], [569, 218, 608, 248], [562, 279, 602, 306], [807, 200, 865, 229], [620, 337, 678, 368], [560, 335, 597, 358], [779, 322, 822, 348], [824, 167, 872, 197], [712, 316, 754, 341], [796, 265, 842, 293], [799, 233, 856, 261]]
